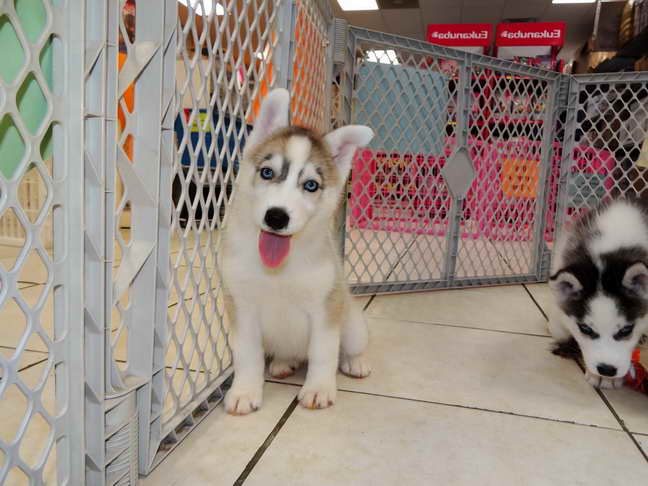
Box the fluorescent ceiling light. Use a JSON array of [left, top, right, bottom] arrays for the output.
[[178, 0, 225, 16], [366, 50, 399, 65], [552, 0, 595, 4], [338, 0, 379, 11]]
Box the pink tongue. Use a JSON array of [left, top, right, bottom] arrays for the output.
[[258, 230, 291, 268]]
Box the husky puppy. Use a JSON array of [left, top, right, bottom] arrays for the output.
[[549, 198, 648, 388], [220, 89, 374, 414]]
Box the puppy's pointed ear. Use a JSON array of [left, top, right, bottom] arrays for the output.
[[623, 262, 648, 298], [549, 270, 583, 302], [245, 89, 290, 154], [324, 125, 374, 183]]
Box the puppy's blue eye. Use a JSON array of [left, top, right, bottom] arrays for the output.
[[578, 323, 599, 339], [303, 180, 319, 192], [260, 167, 274, 180], [614, 324, 634, 340]]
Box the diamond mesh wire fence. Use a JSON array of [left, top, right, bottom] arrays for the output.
[[345, 28, 564, 294], [555, 73, 648, 238], [346, 43, 457, 290], [454, 63, 553, 280]]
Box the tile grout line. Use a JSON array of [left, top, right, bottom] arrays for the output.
[[527, 284, 648, 462], [368, 315, 552, 339], [17, 282, 41, 290], [489, 241, 548, 323], [0, 344, 49, 355], [233, 397, 299, 485], [362, 294, 376, 312], [571, 355, 648, 463], [265, 379, 626, 433], [17, 356, 50, 373], [522, 283, 549, 321], [593, 386, 648, 461]]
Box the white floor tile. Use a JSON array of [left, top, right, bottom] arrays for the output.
[[635, 434, 648, 456], [143, 383, 297, 486], [602, 353, 648, 434], [0, 245, 21, 260], [274, 317, 618, 428], [167, 264, 219, 307], [387, 234, 445, 282], [0, 348, 48, 371], [1, 361, 57, 485], [246, 391, 646, 486], [455, 238, 525, 278], [353, 295, 371, 308], [2, 252, 50, 285], [367, 285, 549, 335], [605, 386, 648, 434], [0, 285, 52, 352], [344, 229, 414, 285], [525, 283, 553, 314]]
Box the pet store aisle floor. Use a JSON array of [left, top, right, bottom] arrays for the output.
[[144, 285, 648, 486]]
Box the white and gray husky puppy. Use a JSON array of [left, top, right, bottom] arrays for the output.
[[549, 198, 648, 388], [220, 89, 374, 414]]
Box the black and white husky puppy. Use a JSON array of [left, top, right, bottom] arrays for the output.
[[549, 198, 648, 388]]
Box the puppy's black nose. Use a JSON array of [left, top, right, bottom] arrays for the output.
[[597, 364, 617, 377], [264, 207, 289, 231]]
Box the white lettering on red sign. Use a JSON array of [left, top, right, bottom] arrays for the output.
[[428, 30, 489, 40], [500, 29, 562, 40]]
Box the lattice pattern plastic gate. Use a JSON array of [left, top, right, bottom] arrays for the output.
[[0, 0, 84, 484], [163, 0, 283, 466], [343, 27, 564, 294], [157, 0, 333, 475], [554, 72, 648, 236]]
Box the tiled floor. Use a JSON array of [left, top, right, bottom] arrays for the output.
[[144, 284, 648, 486], [3, 231, 648, 484]]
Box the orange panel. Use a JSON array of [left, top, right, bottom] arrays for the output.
[[118, 51, 134, 160], [501, 158, 539, 198]]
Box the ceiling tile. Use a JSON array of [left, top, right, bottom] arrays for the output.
[[542, 4, 596, 25], [420, 5, 462, 25], [463, 0, 507, 6], [500, 0, 548, 20], [460, 6, 504, 24], [342, 11, 388, 32], [381, 9, 425, 38]]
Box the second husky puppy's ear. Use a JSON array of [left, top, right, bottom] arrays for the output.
[[324, 125, 374, 184], [245, 89, 290, 155], [549, 270, 583, 302], [623, 262, 648, 298]]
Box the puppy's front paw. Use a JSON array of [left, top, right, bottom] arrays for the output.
[[268, 358, 300, 379], [340, 354, 371, 378], [584, 370, 624, 389], [299, 380, 337, 410], [225, 385, 263, 415]]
